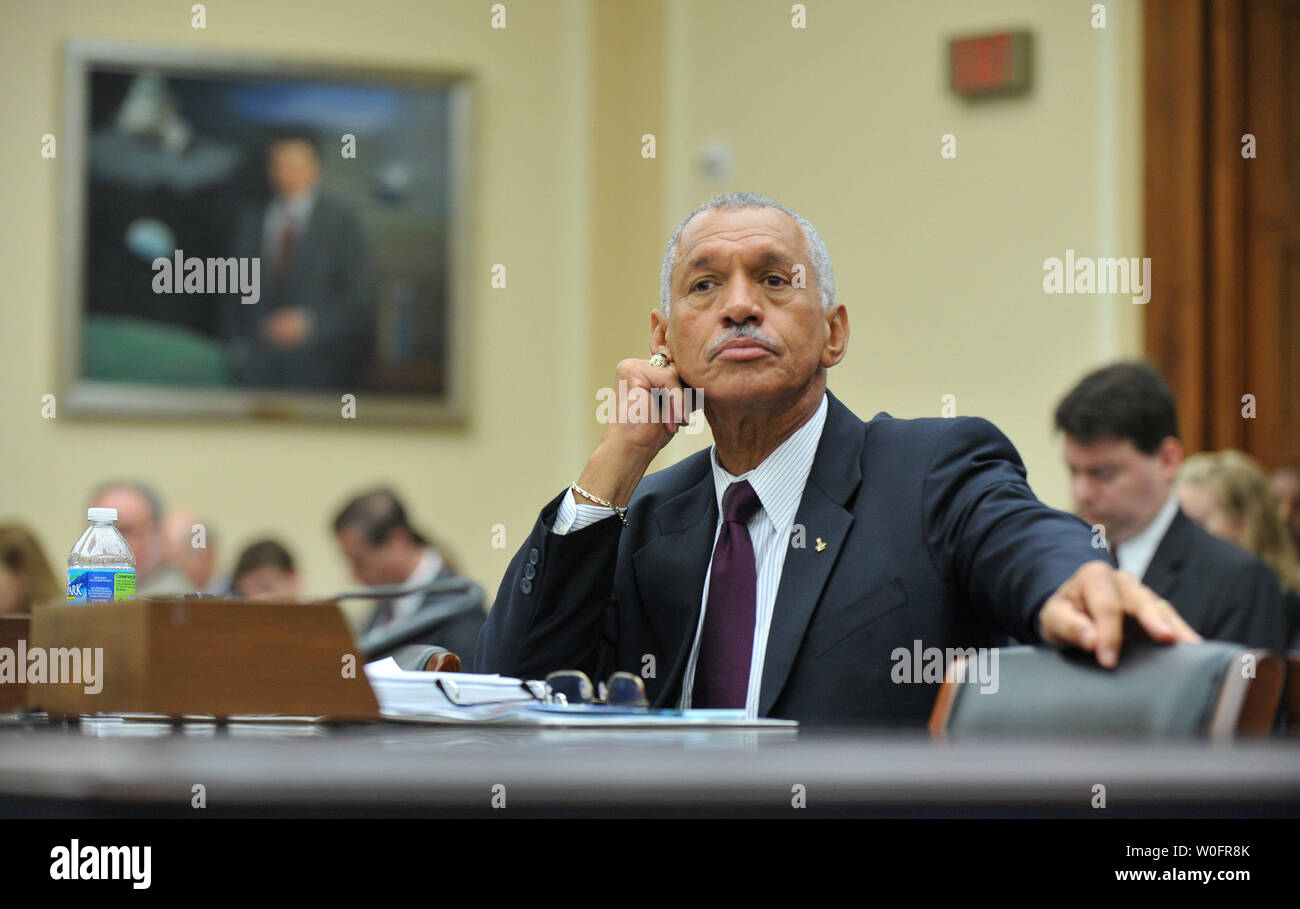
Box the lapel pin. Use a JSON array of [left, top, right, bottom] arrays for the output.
[[815, 538, 827, 552]]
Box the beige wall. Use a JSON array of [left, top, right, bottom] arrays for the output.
[[0, 0, 1143, 614]]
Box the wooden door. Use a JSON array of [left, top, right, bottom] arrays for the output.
[[1145, 0, 1300, 468]]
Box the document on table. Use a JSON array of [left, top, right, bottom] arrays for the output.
[[362, 658, 797, 728], [364, 657, 541, 719]]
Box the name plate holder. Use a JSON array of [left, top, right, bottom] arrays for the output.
[[26, 599, 380, 720]]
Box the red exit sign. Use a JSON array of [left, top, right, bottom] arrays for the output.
[[950, 30, 1033, 97]]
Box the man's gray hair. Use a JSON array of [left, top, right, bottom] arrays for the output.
[[90, 481, 165, 525], [659, 192, 835, 314]]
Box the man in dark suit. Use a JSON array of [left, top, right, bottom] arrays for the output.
[[224, 130, 374, 389], [476, 193, 1199, 725], [1055, 362, 1287, 652], [333, 488, 484, 663]]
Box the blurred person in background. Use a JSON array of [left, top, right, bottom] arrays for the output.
[[163, 509, 230, 596], [1270, 466, 1300, 558], [0, 525, 61, 613], [1055, 362, 1288, 651], [332, 488, 484, 661], [1178, 451, 1300, 647], [89, 482, 190, 596], [231, 539, 301, 601]]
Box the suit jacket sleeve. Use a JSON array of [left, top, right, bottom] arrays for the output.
[[475, 489, 621, 679], [922, 416, 1106, 643]]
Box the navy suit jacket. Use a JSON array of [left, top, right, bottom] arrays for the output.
[[476, 391, 1105, 725], [1141, 508, 1288, 652]]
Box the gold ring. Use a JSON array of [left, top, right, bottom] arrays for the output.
[[649, 353, 671, 368]]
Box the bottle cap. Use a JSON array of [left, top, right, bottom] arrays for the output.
[[87, 507, 118, 523]]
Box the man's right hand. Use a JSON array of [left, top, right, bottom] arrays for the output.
[[572, 356, 695, 509], [604, 356, 694, 451]]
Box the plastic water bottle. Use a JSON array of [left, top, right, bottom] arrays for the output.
[[66, 508, 136, 603]]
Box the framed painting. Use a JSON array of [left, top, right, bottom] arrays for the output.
[[59, 40, 473, 423]]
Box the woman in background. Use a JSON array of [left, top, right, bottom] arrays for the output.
[[231, 539, 301, 601], [0, 524, 61, 614], [1177, 450, 1300, 647]]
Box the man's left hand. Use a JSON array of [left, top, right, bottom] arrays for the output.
[[1038, 561, 1201, 667]]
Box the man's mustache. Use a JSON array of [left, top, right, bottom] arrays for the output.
[[707, 324, 780, 358]]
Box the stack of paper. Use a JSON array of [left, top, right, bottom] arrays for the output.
[[362, 658, 797, 728], [364, 657, 538, 720]]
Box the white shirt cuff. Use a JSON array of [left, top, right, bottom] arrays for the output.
[[551, 486, 615, 535]]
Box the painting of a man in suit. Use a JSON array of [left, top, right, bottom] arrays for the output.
[[224, 129, 375, 389]]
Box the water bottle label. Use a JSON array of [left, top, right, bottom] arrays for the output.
[[67, 570, 136, 603]]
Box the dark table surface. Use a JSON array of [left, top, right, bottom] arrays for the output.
[[2, 715, 1299, 817]]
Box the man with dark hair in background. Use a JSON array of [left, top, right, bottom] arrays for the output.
[[224, 128, 375, 389], [332, 488, 484, 662], [1055, 361, 1287, 651]]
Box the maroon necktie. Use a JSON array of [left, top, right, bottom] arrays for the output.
[[694, 480, 761, 708]]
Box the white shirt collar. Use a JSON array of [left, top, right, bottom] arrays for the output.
[[1115, 493, 1180, 580], [407, 547, 443, 586], [274, 188, 317, 224], [389, 547, 444, 623], [709, 393, 828, 532]]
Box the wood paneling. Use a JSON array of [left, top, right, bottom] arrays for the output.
[[1145, 0, 1209, 450], [1145, 0, 1300, 467]]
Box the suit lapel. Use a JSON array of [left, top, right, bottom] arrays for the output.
[[632, 466, 717, 707], [1141, 509, 1187, 599], [758, 391, 864, 716]]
